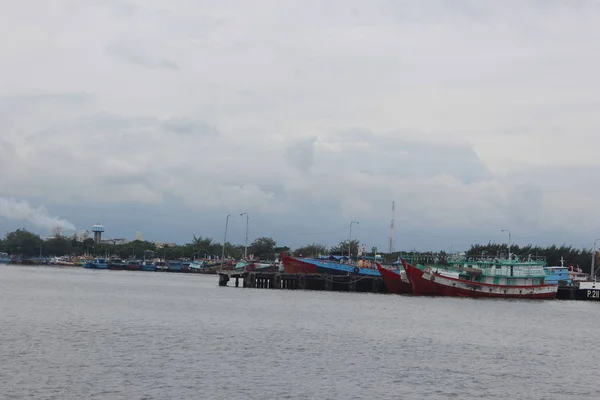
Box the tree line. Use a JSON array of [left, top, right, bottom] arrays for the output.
[[0, 229, 287, 260], [1, 229, 597, 272]]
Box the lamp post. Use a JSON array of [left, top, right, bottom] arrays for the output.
[[240, 212, 249, 259], [349, 221, 359, 260], [592, 238, 600, 281], [222, 214, 231, 261], [501, 229, 511, 260]]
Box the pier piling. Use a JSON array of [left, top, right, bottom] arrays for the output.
[[216, 270, 386, 294]]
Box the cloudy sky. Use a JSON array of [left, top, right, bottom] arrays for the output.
[[1, 0, 600, 251]]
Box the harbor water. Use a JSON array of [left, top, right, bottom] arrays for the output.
[[1, 265, 599, 399]]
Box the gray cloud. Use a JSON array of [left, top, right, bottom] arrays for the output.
[[106, 41, 179, 70], [161, 118, 220, 136], [1, 1, 600, 249], [285, 136, 317, 173]]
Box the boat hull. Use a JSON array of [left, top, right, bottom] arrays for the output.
[[85, 263, 108, 269], [376, 264, 412, 294], [404, 259, 557, 299], [282, 254, 318, 274], [556, 285, 600, 301], [402, 260, 438, 295]]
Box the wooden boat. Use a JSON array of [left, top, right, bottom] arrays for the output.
[[402, 257, 558, 299], [108, 257, 126, 270], [140, 261, 156, 271], [376, 263, 412, 294], [281, 253, 380, 276], [125, 260, 142, 271], [83, 258, 109, 269]]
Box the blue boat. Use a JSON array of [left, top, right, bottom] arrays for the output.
[[83, 258, 109, 269], [298, 257, 381, 276], [167, 260, 182, 272], [140, 261, 156, 271], [0, 252, 10, 264], [545, 266, 572, 286]]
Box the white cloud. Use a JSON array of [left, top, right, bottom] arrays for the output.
[[1, 1, 600, 249]]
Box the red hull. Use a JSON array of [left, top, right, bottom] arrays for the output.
[[376, 263, 412, 294], [402, 259, 438, 295], [402, 259, 557, 299], [281, 253, 318, 274]]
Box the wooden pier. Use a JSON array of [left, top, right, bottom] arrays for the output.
[[217, 270, 387, 293]]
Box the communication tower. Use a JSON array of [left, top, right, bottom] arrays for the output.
[[388, 201, 395, 253]]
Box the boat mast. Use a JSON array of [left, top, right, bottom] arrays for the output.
[[501, 229, 511, 260], [388, 200, 395, 254], [592, 239, 600, 282]]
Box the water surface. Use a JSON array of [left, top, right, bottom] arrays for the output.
[[1, 265, 598, 399]]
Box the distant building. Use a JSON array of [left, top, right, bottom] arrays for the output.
[[154, 242, 177, 249]]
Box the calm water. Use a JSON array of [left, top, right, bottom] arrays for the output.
[[1, 265, 599, 400]]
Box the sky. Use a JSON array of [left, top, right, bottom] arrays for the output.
[[1, 0, 600, 252]]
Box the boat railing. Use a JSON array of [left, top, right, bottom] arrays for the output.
[[480, 266, 546, 278]]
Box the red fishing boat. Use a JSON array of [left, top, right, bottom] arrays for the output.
[[376, 263, 412, 294], [402, 257, 558, 299], [125, 260, 142, 271], [281, 252, 318, 274], [402, 259, 438, 295]]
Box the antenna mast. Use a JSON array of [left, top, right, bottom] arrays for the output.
[[388, 200, 395, 253]]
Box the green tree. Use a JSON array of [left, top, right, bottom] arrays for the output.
[[3, 229, 43, 256], [330, 239, 360, 258], [249, 237, 277, 260], [293, 243, 328, 257], [43, 237, 73, 256]]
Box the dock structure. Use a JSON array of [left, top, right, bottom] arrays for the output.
[[217, 270, 387, 293]]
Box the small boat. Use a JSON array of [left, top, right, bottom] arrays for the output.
[[167, 260, 182, 272], [254, 262, 280, 273], [233, 260, 256, 271], [402, 256, 558, 299], [181, 261, 191, 273], [155, 261, 169, 271], [108, 257, 126, 270], [83, 258, 109, 269], [376, 263, 412, 294], [125, 260, 142, 271], [0, 252, 10, 264], [140, 261, 156, 271], [55, 257, 76, 266]]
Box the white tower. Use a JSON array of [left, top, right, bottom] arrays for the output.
[[92, 224, 104, 244]]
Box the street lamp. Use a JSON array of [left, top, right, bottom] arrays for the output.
[[592, 239, 600, 281], [501, 229, 511, 260], [349, 221, 359, 260], [240, 212, 249, 259], [222, 214, 231, 261]]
